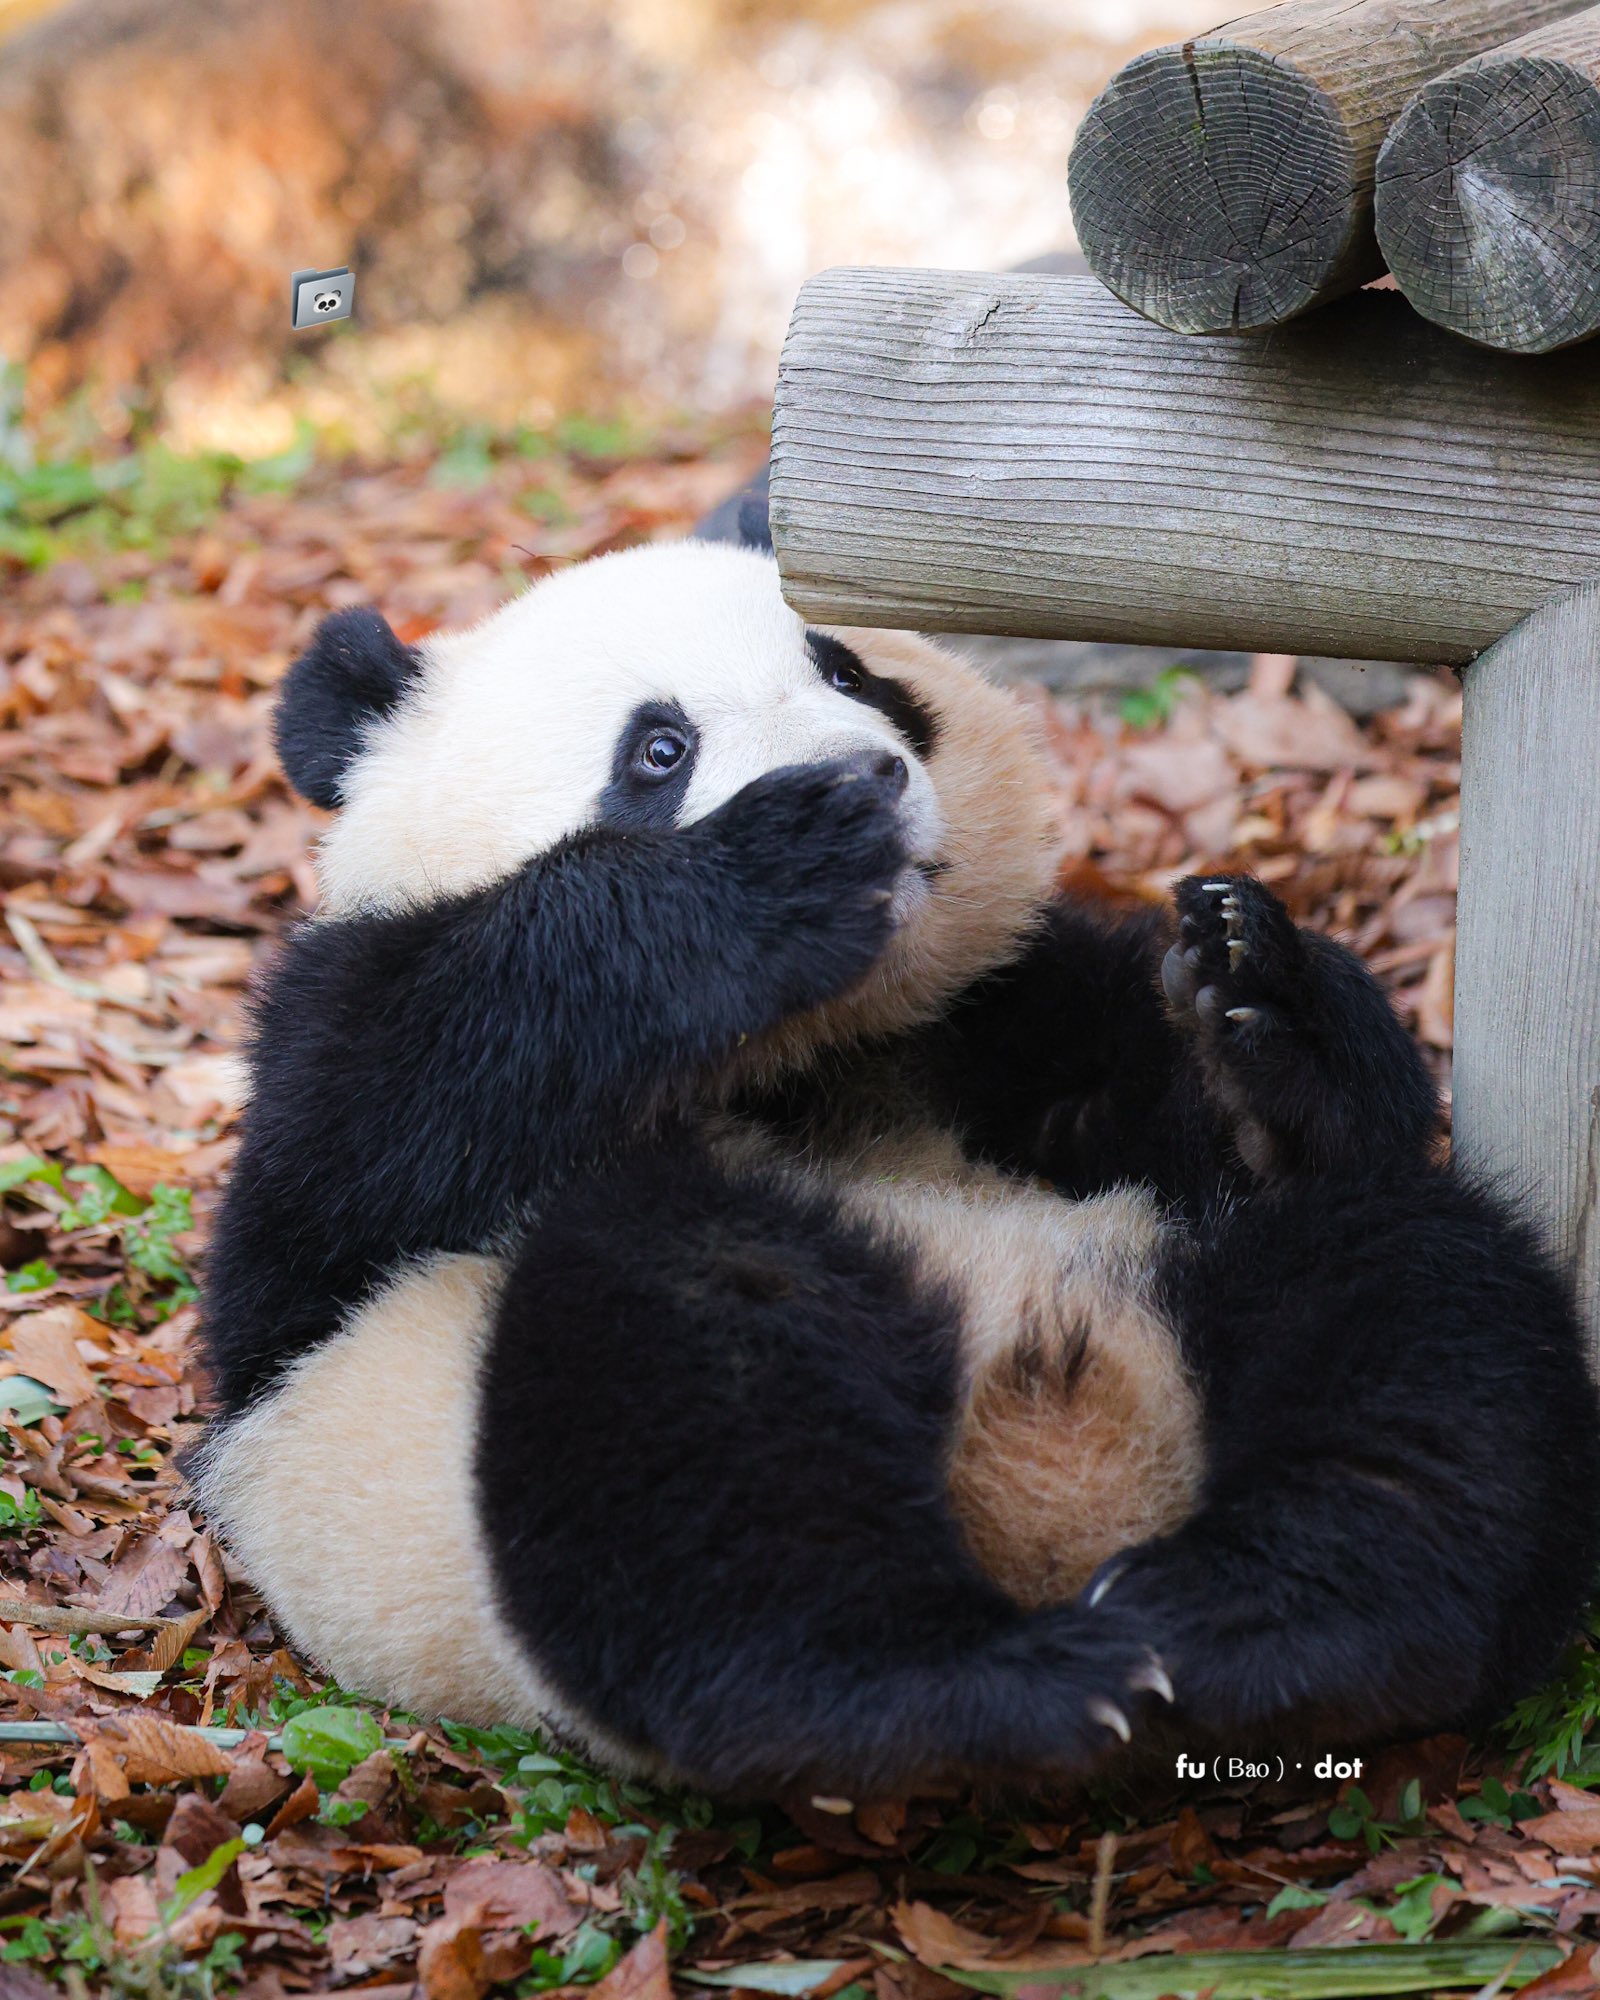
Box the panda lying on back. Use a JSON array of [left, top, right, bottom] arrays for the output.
[[198, 539, 1599, 1796]]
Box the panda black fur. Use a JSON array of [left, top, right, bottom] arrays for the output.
[[197, 540, 1600, 1797]]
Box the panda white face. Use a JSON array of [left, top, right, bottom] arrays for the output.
[[314, 542, 945, 919], [287, 538, 1058, 1050]]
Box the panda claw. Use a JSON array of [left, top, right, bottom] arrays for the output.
[[1129, 1656, 1175, 1704], [1086, 1561, 1125, 1609], [1225, 1006, 1259, 1025], [1201, 880, 1230, 894], [1089, 1699, 1132, 1743], [1227, 939, 1247, 972]]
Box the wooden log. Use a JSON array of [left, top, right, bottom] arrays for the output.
[[1067, 0, 1591, 335], [1375, 8, 1600, 353], [1454, 579, 1600, 1350], [771, 269, 1600, 666]]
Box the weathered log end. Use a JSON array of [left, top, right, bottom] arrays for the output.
[[1067, 40, 1362, 335], [1376, 35, 1600, 354]]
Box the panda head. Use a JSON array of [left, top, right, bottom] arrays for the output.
[[275, 541, 1056, 1054]]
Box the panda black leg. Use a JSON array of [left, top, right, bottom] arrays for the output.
[[477, 1134, 1170, 1796], [1090, 1167, 1600, 1743], [1161, 874, 1439, 1179]]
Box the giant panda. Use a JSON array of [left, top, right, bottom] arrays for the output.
[[195, 538, 1600, 1797]]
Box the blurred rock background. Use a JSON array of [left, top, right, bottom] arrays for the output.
[[0, 0, 1217, 451]]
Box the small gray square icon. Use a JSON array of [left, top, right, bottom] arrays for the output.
[[292, 265, 355, 330]]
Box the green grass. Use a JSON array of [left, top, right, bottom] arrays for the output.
[[0, 1860, 245, 2000], [0, 358, 754, 573], [0, 1157, 197, 1323], [440, 1720, 711, 1980], [0, 434, 315, 565], [1117, 666, 1200, 731], [0, 364, 317, 565], [1503, 1607, 1600, 1783]]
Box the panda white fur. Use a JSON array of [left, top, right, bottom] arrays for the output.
[[196, 539, 1600, 1796]]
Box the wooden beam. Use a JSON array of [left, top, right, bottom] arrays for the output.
[[1454, 579, 1600, 1351], [1067, 0, 1592, 335], [1375, 6, 1600, 353], [771, 269, 1600, 666]]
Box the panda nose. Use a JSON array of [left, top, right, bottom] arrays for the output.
[[836, 748, 909, 793]]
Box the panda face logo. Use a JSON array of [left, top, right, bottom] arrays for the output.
[[314, 291, 342, 314]]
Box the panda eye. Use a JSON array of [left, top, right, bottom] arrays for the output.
[[639, 728, 689, 775], [828, 660, 864, 694]]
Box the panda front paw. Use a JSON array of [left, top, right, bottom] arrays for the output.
[[708, 757, 911, 1015], [1161, 873, 1440, 1179], [1161, 875, 1306, 1039], [1161, 875, 1318, 1176]]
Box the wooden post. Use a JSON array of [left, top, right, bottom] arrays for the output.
[[1375, 7, 1600, 354], [772, 269, 1600, 665], [1455, 580, 1600, 1346], [1067, 0, 1591, 335]]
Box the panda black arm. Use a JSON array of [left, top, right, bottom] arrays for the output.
[[928, 898, 1226, 1203], [929, 884, 1441, 1205], [203, 759, 907, 1408]]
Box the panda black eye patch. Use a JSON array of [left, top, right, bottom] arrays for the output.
[[806, 631, 939, 760], [599, 701, 699, 832]]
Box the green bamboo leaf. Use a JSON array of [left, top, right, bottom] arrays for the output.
[[943, 1939, 1563, 1999], [684, 1963, 849, 1994]]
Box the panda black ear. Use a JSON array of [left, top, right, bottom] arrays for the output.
[[737, 483, 772, 553], [274, 608, 421, 810]]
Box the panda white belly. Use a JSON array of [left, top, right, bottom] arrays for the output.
[[813, 1134, 1205, 1607]]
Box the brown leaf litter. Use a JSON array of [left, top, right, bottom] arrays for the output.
[[0, 421, 1562, 1996]]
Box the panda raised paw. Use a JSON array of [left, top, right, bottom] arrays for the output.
[[1158, 874, 1334, 1177], [1161, 874, 1308, 1048]]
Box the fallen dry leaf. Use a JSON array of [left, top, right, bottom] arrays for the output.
[[592, 1920, 672, 2000], [94, 1535, 190, 1620], [896, 1901, 1010, 1971], [0, 381, 1495, 2000], [137, 1603, 211, 1673], [84, 1712, 232, 1784], [330, 1911, 422, 1979], [5, 1305, 101, 1405], [1520, 1942, 1600, 1996], [419, 1919, 493, 2000], [87, 1142, 190, 1199], [442, 1855, 586, 1936], [1520, 1809, 1600, 1853]]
